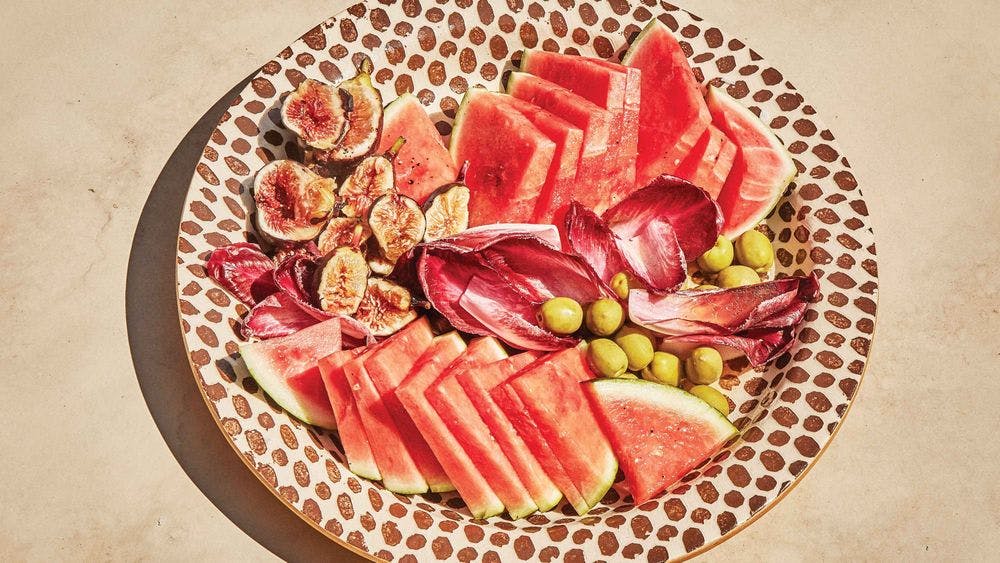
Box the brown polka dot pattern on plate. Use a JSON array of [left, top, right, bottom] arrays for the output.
[[175, 1, 877, 561]]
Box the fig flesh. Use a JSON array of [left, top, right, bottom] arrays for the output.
[[366, 247, 396, 276], [280, 79, 349, 150], [422, 163, 471, 242], [253, 160, 337, 242], [354, 278, 418, 336], [337, 153, 395, 218], [305, 57, 384, 168], [317, 217, 370, 254], [369, 192, 426, 263], [316, 246, 369, 315]]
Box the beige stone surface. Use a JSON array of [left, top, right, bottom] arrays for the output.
[[1, 1, 997, 561]]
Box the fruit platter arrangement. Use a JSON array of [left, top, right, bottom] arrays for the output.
[[177, 2, 877, 560]]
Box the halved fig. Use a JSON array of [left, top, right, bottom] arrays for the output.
[[254, 160, 337, 241], [354, 278, 418, 336], [366, 246, 396, 276], [317, 217, 371, 254], [369, 192, 426, 263], [337, 137, 405, 218], [280, 79, 349, 150], [315, 246, 369, 315], [306, 57, 384, 168], [422, 162, 471, 242]]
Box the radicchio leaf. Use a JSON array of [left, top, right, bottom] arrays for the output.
[[660, 327, 797, 367], [442, 223, 562, 251], [241, 291, 327, 339], [603, 175, 723, 259], [481, 237, 614, 303], [273, 254, 321, 310], [459, 276, 577, 351], [206, 242, 279, 306], [564, 202, 629, 283], [417, 247, 498, 335]]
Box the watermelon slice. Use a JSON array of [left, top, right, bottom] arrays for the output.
[[429, 341, 544, 519], [706, 85, 797, 238], [623, 20, 712, 186], [377, 93, 457, 204], [506, 72, 613, 213], [521, 50, 639, 202], [504, 346, 617, 514], [395, 332, 507, 518], [462, 90, 584, 225], [318, 347, 380, 480], [582, 379, 738, 504], [239, 317, 348, 429], [674, 124, 737, 199], [362, 318, 453, 492], [453, 350, 564, 513], [450, 89, 556, 226], [342, 345, 428, 494]]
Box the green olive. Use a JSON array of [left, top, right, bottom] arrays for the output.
[[716, 265, 760, 288], [587, 339, 629, 378], [689, 385, 730, 415], [586, 298, 624, 337], [641, 352, 682, 386], [696, 235, 734, 274], [615, 323, 656, 341], [614, 332, 655, 371], [615, 372, 639, 379], [539, 297, 583, 335], [694, 284, 720, 291], [685, 347, 723, 384], [610, 271, 630, 300], [734, 230, 774, 272]]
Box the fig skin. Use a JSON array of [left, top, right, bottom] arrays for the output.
[[316, 246, 370, 315], [253, 160, 337, 242], [369, 193, 426, 263], [280, 79, 349, 150], [354, 278, 418, 336], [317, 217, 371, 254]]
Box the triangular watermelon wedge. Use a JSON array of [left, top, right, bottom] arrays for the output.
[[362, 318, 453, 492], [395, 332, 506, 518], [318, 347, 380, 480], [623, 20, 712, 186], [582, 379, 738, 504], [239, 317, 347, 429], [377, 93, 457, 204], [429, 341, 545, 519], [674, 124, 737, 198]]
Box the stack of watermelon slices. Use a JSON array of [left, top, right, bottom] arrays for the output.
[[241, 315, 738, 518], [446, 19, 795, 241]]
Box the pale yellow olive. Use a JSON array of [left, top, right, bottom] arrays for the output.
[[539, 297, 583, 335], [586, 298, 625, 337], [610, 271, 630, 300], [615, 323, 656, 342], [588, 338, 629, 378], [716, 265, 760, 288], [694, 284, 720, 291], [696, 235, 734, 274], [689, 385, 731, 415], [734, 230, 774, 272], [685, 347, 724, 384], [641, 351, 682, 386], [614, 332, 655, 372]]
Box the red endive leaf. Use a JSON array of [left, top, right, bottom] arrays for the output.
[[604, 175, 723, 260], [481, 237, 615, 304], [440, 223, 562, 251], [241, 291, 327, 339], [661, 326, 797, 367], [564, 202, 629, 283], [273, 254, 320, 309], [206, 242, 278, 306], [615, 219, 687, 292], [459, 275, 578, 351], [417, 247, 497, 335]]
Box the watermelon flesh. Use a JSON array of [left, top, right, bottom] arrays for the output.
[[362, 318, 453, 492], [318, 347, 380, 480], [378, 93, 457, 204], [429, 342, 544, 519], [624, 20, 712, 186], [522, 50, 638, 203], [395, 333, 506, 518], [464, 90, 584, 225], [450, 89, 556, 226], [504, 346, 618, 513], [506, 72, 613, 213], [706, 85, 797, 238], [582, 379, 738, 504], [343, 345, 428, 494], [455, 350, 563, 513], [239, 316, 347, 429], [674, 124, 737, 199]]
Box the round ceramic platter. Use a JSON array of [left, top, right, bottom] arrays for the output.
[[174, 1, 878, 560]]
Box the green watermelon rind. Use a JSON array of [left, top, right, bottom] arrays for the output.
[[620, 19, 663, 67], [706, 85, 797, 239], [240, 344, 337, 429]]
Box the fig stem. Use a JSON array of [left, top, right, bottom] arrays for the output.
[[456, 160, 470, 183], [357, 55, 375, 77], [386, 136, 407, 161]]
